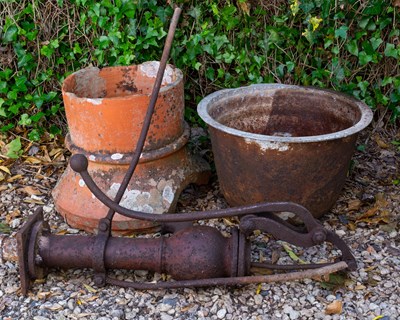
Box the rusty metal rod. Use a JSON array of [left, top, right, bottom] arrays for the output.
[[106, 261, 349, 290], [103, 6, 182, 222], [251, 261, 334, 271], [78, 7, 183, 286]]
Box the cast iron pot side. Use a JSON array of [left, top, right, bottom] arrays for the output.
[[197, 84, 373, 218]]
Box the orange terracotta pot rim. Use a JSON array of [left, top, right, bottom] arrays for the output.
[[62, 63, 183, 101]]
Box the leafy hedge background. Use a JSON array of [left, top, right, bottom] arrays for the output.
[[0, 0, 399, 151]]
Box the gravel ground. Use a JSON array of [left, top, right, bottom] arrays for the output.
[[0, 128, 399, 320]]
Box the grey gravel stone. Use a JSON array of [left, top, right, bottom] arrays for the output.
[[157, 303, 172, 312], [160, 313, 173, 320], [217, 308, 227, 319], [110, 309, 124, 318], [254, 294, 263, 305]]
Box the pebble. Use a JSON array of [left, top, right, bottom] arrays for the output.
[[43, 205, 53, 213], [369, 303, 379, 310], [160, 313, 173, 320], [73, 306, 81, 314], [10, 218, 21, 228], [158, 303, 172, 312], [67, 299, 74, 310], [110, 309, 124, 318], [254, 294, 263, 305], [326, 295, 336, 302], [283, 305, 300, 320], [217, 308, 227, 319]]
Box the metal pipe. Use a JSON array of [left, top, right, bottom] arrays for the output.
[[35, 225, 241, 280]]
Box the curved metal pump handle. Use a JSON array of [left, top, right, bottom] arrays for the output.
[[70, 153, 321, 223]]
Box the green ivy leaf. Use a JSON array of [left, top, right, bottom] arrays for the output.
[[359, 51, 373, 65], [3, 25, 18, 42], [31, 112, 45, 122], [18, 113, 32, 126], [28, 129, 41, 141], [1, 124, 14, 132], [41, 45, 55, 58], [384, 43, 398, 58], [346, 40, 359, 56], [49, 125, 62, 135], [205, 67, 215, 81], [15, 76, 28, 92], [0, 68, 13, 80], [358, 18, 369, 29], [357, 80, 369, 95], [382, 77, 393, 86], [286, 61, 295, 73], [277, 64, 285, 78], [0, 98, 6, 117], [7, 90, 18, 100], [324, 39, 333, 49], [335, 26, 348, 40], [370, 37, 383, 50], [0, 81, 7, 94]]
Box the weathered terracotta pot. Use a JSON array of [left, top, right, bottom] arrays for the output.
[[198, 84, 373, 218], [53, 62, 210, 233]]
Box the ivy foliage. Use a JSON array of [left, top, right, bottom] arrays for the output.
[[0, 0, 399, 141]]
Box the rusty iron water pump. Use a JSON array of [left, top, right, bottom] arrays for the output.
[[0, 8, 357, 295]]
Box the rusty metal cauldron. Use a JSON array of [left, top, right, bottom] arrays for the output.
[[197, 84, 373, 218], [0, 8, 358, 295]]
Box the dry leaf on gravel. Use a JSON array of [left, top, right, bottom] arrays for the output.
[[24, 156, 42, 164], [20, 186, 42, 196], [357, 206, 379, 220], [5, 209, 21, 224], [374, 136, 389, 149], [354, 192, 392, 225], [255, 283, 262, 295], [83, 284, 97, 293], [23, 198, 45, 205], [325, 300, 343, 315], [7, 174, 22, 182], [0, 165, 11, 174], [271, 249, 281, 264], [347, 199, 362, 211], [282, 243, 307, 264]]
